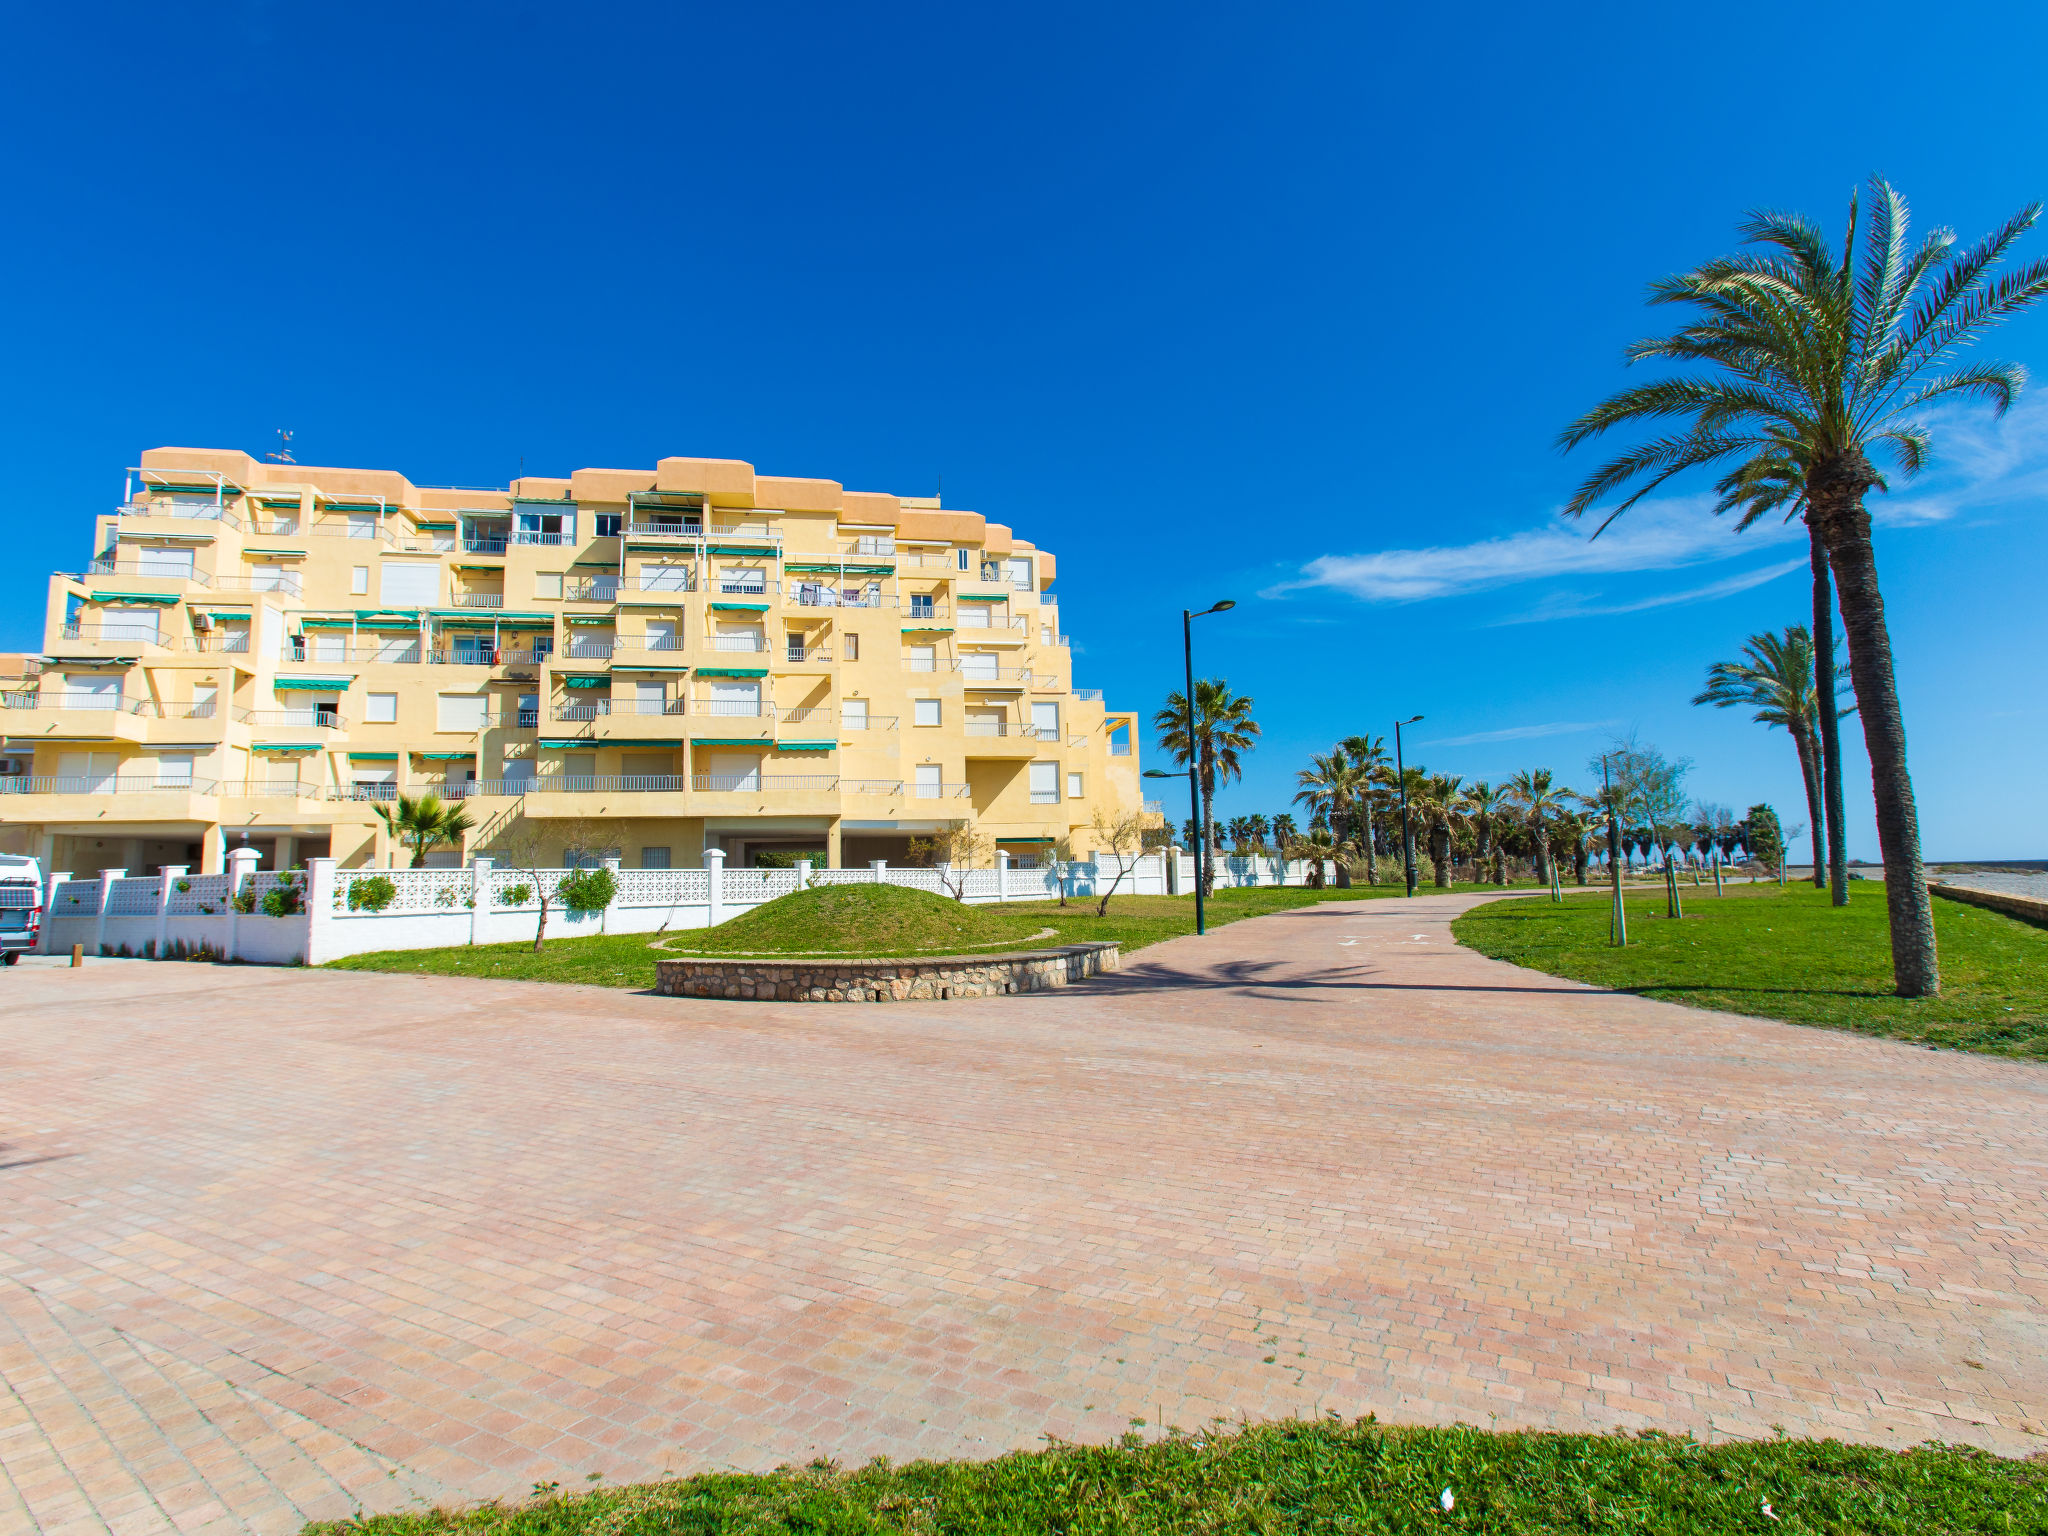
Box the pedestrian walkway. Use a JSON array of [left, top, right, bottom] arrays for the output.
[[2, 894, 2043, 1532]]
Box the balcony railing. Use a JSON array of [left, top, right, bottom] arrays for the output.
[[567, 578, 622, 602], [778, 706, 832, 726], [84, 558, 211, 586], [236, 708, 344, 729], [782, 646, 832, 663], [0, 775, 219, 796], [841, 714, 898, 730], [211, 572, 305, 595], [694, 774, 833, 792], [910, 781, 972, 799], [634, 573, 696, 594], [715, 579, 769, 596], [903, 604, 948, 623], [850, 536, 896, 557], [612, 636, 686, 653], [225, 780, 319, 799], [691, 699, 768, 717], [785, 584, 886, 608], [1, 690, 147, 713], [553, 701, 612, 721], [183, 632, 252, 653], [311, 519, 399, 546], [711, 634, 767, 652], [59, 622, 168, 647], [1040, 592, 1057, 606], [962, 721, 1058, 739], [842, 779, 905, 794], [955, 663, 1033, 684], [248, 517, 301, 536], [902, 658, 938, 673], [157, 701, 220, 719], [563, 639, 615, 659], [332, 784, 399, 802], [390, 535, 459, 552], [284, 640, 424, 664], [611, 699, 689, 716], [623, 520, 703, 539], [464, 536, 510, 555], [447, 591, 505, 608], [492, 648, 554, 667], [1073, 687, 1104, 701], [958, 612, 1024, 631], [512, 529, 573, 547], [119, 502, 243, 530]]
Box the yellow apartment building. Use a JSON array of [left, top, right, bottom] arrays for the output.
[[0, 447, 1152, 875]]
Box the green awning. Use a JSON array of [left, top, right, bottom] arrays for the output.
[[786, 562, 893, 575], [709, 601, 768, 611], [610, 663, 691, 673], [253, 743, 321, 754], [538, 739, 591, 748], [563, 615, 615, 626], [596, 739, 685, 748], [429, 609, 555, 621], [956, 592, 1012, 603], [414, 751, 477, 760], [300, 617, 416, 630], [560, 675, 610, 689], [625, 541, 698, 552], [450, 562, 502, 571], [706, 543, 780, 556], [91, 591, 181, 604], [902, 625, 954, 633], [273, 677, 353, 690], [776, 741, 836, 751], [242, 547, 308, 558], [693, 666, 766, 677], [347, 752, 398, 761], [691, 738, 770, 747], [411, 519, 458, 530], [254, 495, 303, 507]]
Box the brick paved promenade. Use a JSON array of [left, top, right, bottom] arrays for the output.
[[3, 894, 2044, 1532]]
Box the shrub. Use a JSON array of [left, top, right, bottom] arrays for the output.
[[556, 866, 616, 914], [347, 875, 398, 912], [173, 878, 191, 893], [499, 882, 533, 907], [260, 876, 304, 918]]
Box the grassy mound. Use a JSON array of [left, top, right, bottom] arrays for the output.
[[1455, 882, 2048, 1058], [663, 881, 1058, 956], [309, 1418, 2045, 1533]]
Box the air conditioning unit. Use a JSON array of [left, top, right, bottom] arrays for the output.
[[192, 612, 215, 632]]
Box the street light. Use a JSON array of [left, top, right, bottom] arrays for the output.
[[1600, 752, 1627, 947], [1175, 600, 1236, 935], [1394, 715, 1422, 897]]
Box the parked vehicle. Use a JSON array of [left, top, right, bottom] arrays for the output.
[[0, 854, 42, 963]]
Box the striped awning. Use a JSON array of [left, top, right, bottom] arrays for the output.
[[273, 677, 353, 691]]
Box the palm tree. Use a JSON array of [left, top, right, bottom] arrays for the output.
[[1553, 808, 1596, 885], [1246, 812, 1271, 851], [1459, 781, 1508, 887], [1271, 812, 1298, 847], [1560, 180, 2048, 996], [1155, 678, 1260, 897], [1284, 828, 1352, 890], [1409, 773, 1464, 888], [1338, 734, 1389, 884], [371, 791, 475, 869], [1504, 768, 1574, 886], [1692, 626, 1854, 891], [1293, 751, 1366, 878]]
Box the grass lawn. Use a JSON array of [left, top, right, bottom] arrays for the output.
[[1455, 881, 2048, 1059], [324, 880, 1539, 988], [308, 1418, 2045, 1533]]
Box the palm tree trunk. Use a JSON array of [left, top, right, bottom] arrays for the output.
[[1810, 525, 1850, 906], [1360, 794, 1378, 885], [1199, 752, 1218, 900], [1791, 722, 1826, 889], [1815, 486, 1938, 996]]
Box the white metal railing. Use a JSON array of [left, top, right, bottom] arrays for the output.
[[224, 779, 318, 799], [708, 523, 781, 543], [1073, 687, 1104, 700], [614, 636, 686, 653], [902, 658, 937, 673], [553, 701, 611, 720], [785, 584, 886, 609], [624, 520, 703, 539], [852, 536, 896, 557], [0, 775, 217, 795], [567, 578, 622, 601], [60, 622, 167, 646], [85, 558, 211, 585], [284, 640, 424, 664], [212, 572, 305, 595], [842, 779, 904, 794], [955, 662, 1033, 683], [1040, 592, 1057, 606], [2, 690, 148, 713], [184, 632, 252, 653], [531, 775, 689, 793], [712, 634, 767, 651], [693, 774, 835, 792], [691, 699, 769, 717], [564, 639, 615, 658], [448, 592, 505, 608], [120, 502, 243, 529], [157, 701, 219, 719], [311, 519, 399, 546], [332, 784, 399, 802], [783, 646, 832, 663], [391, 535, 459, 552], [716, 579, 769, 596], [904, 604, 948, 623], [612, 699, 688, 716], [494, 648, 554, 667], [464, 536, 511, 555], [512, 529, 572, 547], [958, 611, 1026, 631], [236, 708, 343, 728], [910, 782, 972, 799], [962, 721, 1058, 738], [249, 517, 301, 536], [841, 715, 897, 730], [778, 706, 832, 726]]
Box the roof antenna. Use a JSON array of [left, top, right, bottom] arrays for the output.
[[936, 473, 942, 508], [266, 429, 296, 464]]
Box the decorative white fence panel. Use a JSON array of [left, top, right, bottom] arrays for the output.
[[167, 873, 231, 915], [880, 867, 947, 894], [106, 877, 160, 916], [612, 868, 711, 907]]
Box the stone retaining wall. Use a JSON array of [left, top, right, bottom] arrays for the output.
[[653, 942, 1121, 1002], [1930, 881, 2048, 927]]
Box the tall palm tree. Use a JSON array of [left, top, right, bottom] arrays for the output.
[[1459, 781, 1508, 887], [1338, 734, 1389, 885], [1416, 774, 1465, 887], [1553, 808, 1596, 885], [1283, 827, 1352, 890], [371, 791, 475, 869], [1692, 626, 1854, 891], [1504, 768, 1574, 885], [1711, 452, 1851, 904], [1293, 751, 1366, 873], [1270, 812, 1298, 847], [1560, 179, 2048, 997], [1155, 678, 1260, 897]]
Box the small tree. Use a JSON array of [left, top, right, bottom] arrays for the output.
[[485, 813, 603, 952], [372, 791, 475, 868], [1089, 808, 1145, 916], [906, 822, 993, 902], [1046, 832, 1077, 907], [1745, 804, 1786, 878]]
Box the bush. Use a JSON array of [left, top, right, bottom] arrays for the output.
[[259, 875, 304, 918], [556, 866, 616, 914], [498, 882, 533, 907], [348, 875, 398, 912]]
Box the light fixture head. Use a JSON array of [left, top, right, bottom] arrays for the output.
[[1210, 599, 1236, 613], [1142, 768, 1181, 779]]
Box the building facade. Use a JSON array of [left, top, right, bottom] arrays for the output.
[[0, 448, 1150, 875]]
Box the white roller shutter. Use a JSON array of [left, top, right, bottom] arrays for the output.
[[380, 561, 440, 606]]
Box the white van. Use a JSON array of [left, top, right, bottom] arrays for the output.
[[0, 854, 43, 963]]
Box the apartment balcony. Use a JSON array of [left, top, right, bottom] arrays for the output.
[[183, 632, 253, 654], [330, 784, 400, 803], [609, 699, 690, 716], [842, 779, 907, 796], [116, 502, 243, 530], [58, 621, 170, 649], [631, 574, 697, 596], [0, 773, 218, 796], [211, 571, 305, 596], [910, 782, 972, 800], [391, 535, 459, 552], [955, 663, 1034, 690], [284, 640, 425, 665], [691, 699, 772, 719], [464, 536, 511, 555], [610, 636, 686, 656], [311, 518, 399, 546], [235, 708, 345, 730], [777, 706, 833, 728], [693, 774, 833, 793], [447, 591, 505, 609], [248, 517, 301, 536], [552, 701, 612, 722], [956, 611, 1024, 632], [0, 776, 223, 818], [779, 645, 833, 669], [1072, 687, 1104, 701], [846, 536, 896, 557], [84, 558, 211, 586], [784, 584, 887, 609], [962, 721, 1055, 758], [623, 520, 703, 540], [562, 639, 615, 660], [706, 522, 781, 545], [492, 648, 555, 669], [901, 657, 940, 674], [0, 691, 154, 742], [840, 714, 898, 731], [512, 529, 573, 547], [711, 634, 768, 653], [902, 605, 950, 625], [154, 701, 222, 720], [222, 779, 323, 801], [566, 578, 623, 602]]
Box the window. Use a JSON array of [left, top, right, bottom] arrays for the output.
[[1032, 701, 1059, 737], [365, 692, 398, 724], [909, 593, 934, 618], [640, 562, 689, 591], [786, 631, 807, 662], [137, 546, 194, 579], [347, 512, 379, 539], [640, 846, 671, 869], [843, 633, 859, 661], [381, 560, 440, 606], [595, 512, 623, 537], [436, 693, 489, 732], [1008, 557, 1032, 590], [906, 644, 935, 672], [634, 679, 667, 714], [103, 607, 159, 643], [517, 693, 539, 728], [154, 752, 195, 787], [535, 572, 564, 599], [351, 566, 370, 595], [1029, 762, 1059, 804], [914, 763, 942, 797], [190, 684, 217, 719], [1067, 771, 1084, 799], [956, 547, 970, 571], [1042, 625, 1055, 646], [515, 510, 566, 544], [913, 698, 941, 727], [842, 698, 868, 729], [250, 563, 289, 592]]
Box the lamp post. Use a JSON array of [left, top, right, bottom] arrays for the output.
[[1172, 600, 1235, 935], [1393, 715, 1422, 897], [1601, 753, 1627, 947]]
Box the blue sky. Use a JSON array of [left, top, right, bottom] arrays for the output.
[[4, 1, 2044, 858]]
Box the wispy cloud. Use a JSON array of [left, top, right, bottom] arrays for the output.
[[1268, 500, 1798, 604], [1488, 557, 1809, 626], [1423, 719, 1620, 748]]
